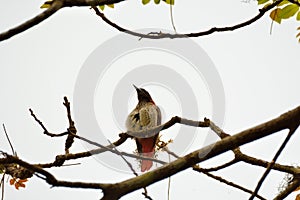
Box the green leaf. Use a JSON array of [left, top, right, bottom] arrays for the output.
[[297, 11, 300, 21], [40, 0, 53, 9], [270, 8, 282, 23], [99, 4, 114, 10], [142, 0, 151, 5], [107, 4, 114, 8], [99, 5, 105, 10], [154, 0, 161, 4], [164, 0, 175, 5], [279, 4, 299, 19], [0, 165, 4, 174], [258, 0, 269, 5], [277, 0, 290, 7]]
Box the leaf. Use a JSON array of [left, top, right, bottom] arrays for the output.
[[154, 0, 161, 4], [164, 0, 175, 5], [142, 0, 151, 5], [107, 4, 114, 8], [270, 8, 282, 23], [258, 0, 269, 5], [277, 0, 290, 7], [99, 5, 105, 10], [18, 179, 28, 183], [9, 179, 15, 185], [263, 3, 272, 9], [279, 4, 299, 19], [297, 11, 300, 21], [40, 0, 53, 9], [99, 4, 114, 10]]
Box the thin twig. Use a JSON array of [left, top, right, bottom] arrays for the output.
[[73, 133, 166, 165], [126, 117, 210, 138], [249, 128, 298, 200], [2, 124, 15, 155], [169, 1, 176, 33], [167, 152, 171, 200], [29, 108, 49, 133], [63, 97, 77, 154], [107, 140, 138, 176], [108, 140, 153, 199], [193, 166, 267, 200], [0, 174, 5, 200], [30, 105, 164, 166], [202, 158, 238, 172], [142, 187, 153, 200]]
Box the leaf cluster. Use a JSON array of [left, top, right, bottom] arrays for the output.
[[258, 0, 300, 41]]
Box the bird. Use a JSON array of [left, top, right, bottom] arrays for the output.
[[126, 85, 161, 172]]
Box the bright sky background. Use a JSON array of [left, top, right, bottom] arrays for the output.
[[0, 0, 300, 199]]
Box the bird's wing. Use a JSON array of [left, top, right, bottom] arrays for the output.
[[139, 107, 151, 127], [139, 104, 161, 128], [155, 105, 162, 126]]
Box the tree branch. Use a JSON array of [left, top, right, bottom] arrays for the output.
[[0, 0, 126, 42], [92, 0, 284, 39], [249, 127, 298, 200], [99, 105, 300, 199], [0, 1, 63, 42], [0, 0, 285, 42], [4, 102, 300, 199], [288, 0, 300, 7], [274, 178, 300, 200], [0, 153, 109, 190], [193, 166, 267, 200]]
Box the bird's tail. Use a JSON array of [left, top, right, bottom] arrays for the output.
[[141, 151, 154, 172], [139, 138, 156, 172]]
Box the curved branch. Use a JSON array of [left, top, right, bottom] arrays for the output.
[[0, 0, 284, 42], [93, 0, 283, 39], [0, 0, 126, 42]]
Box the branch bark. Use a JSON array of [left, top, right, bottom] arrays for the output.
[[92, 0, 284, 39], [0, 1, 63, 42], [100, 105, 300, 199]]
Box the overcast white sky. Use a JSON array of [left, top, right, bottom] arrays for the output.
[[0, 0, 300, 199]]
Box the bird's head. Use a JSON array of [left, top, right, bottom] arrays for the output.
[[133, 84, 154, 104]]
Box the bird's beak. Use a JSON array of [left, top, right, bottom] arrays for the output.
[[133, 84, 139, 91]]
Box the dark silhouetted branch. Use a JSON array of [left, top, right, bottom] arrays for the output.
[[0, 1, 63, 42], [92, 0, 283, 39], [98, 105, 300, 199], [249, 127, 298, 200], [193, 166, 267, 200]]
